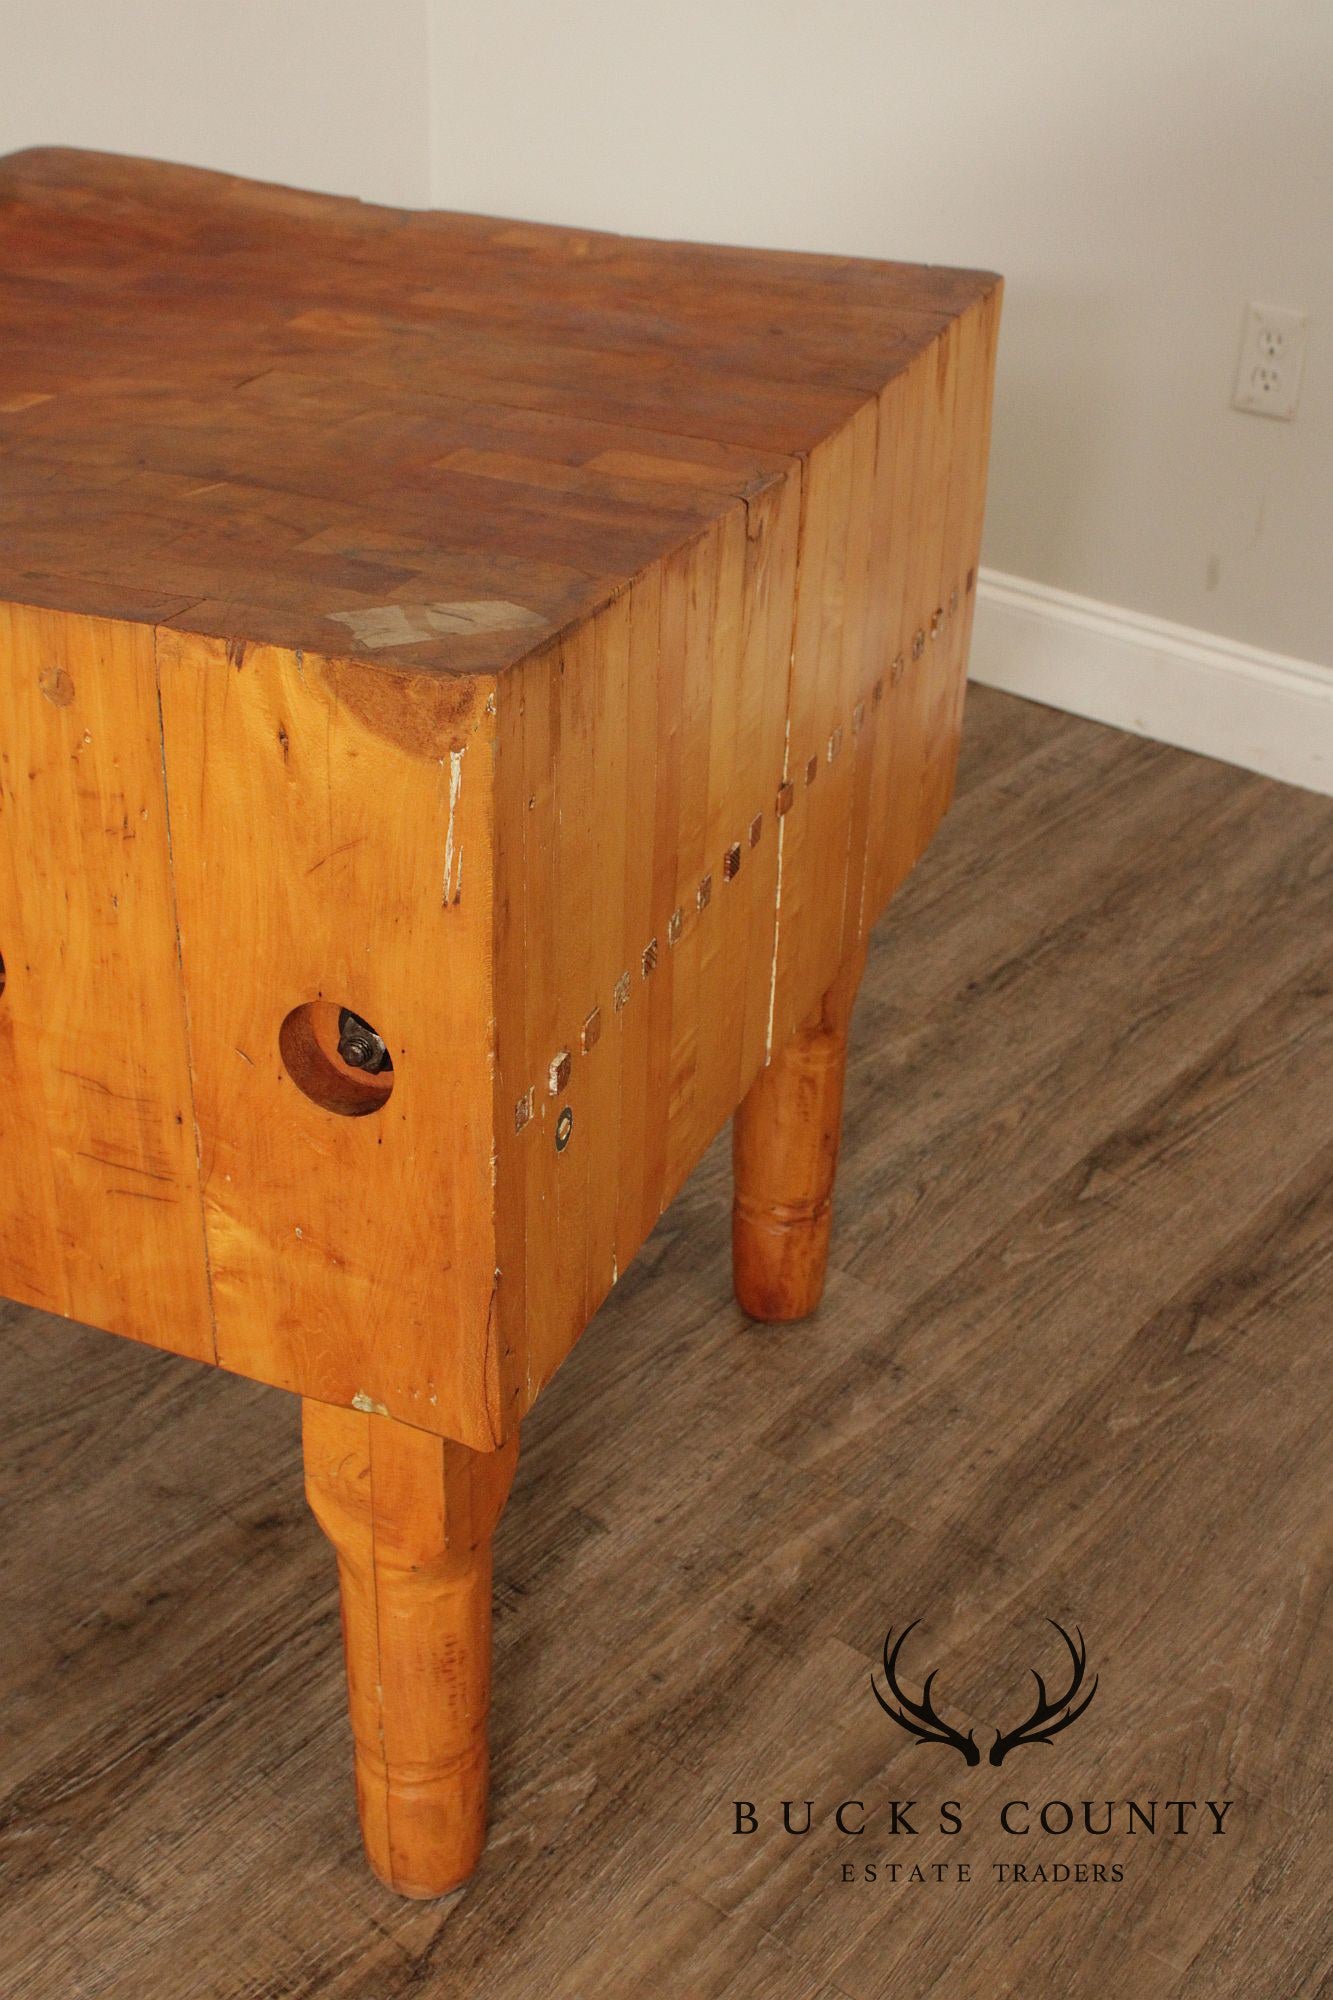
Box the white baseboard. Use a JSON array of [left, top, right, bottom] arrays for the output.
[[970, 569, 1333, 796]]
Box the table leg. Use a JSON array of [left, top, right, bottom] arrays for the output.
[[732, 942, 868, 1321], [302, 1398, 518, 1898]]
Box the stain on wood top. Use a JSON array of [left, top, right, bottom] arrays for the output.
[[0, 147, 997, 676]]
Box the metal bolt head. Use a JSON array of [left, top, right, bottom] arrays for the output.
[[336, 1008, 390, 1073]]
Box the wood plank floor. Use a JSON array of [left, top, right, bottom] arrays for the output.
[[1, 686, 1329, 2000]]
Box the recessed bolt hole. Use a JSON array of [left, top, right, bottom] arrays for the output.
[[279, 1000, 395, 1116], [336, 1007, 392, 1074]]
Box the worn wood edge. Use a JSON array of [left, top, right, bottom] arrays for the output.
[[0, 145, 1002, 297]]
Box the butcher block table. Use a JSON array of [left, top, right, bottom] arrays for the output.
[[0, 148, 999, 1899]]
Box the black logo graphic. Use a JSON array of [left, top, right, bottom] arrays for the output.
[[871, 1619, 1098, 1767]]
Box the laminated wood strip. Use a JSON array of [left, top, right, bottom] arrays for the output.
[[154, 634, 504, 1447], [661, 519, 723, 1196], [930, 290, 1003, 827], [767, 398, 878, 1051], [0, 601, 214, 1358], [579, 594, 634, 1322]]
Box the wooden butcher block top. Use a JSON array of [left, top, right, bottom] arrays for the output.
[[0, 147, 997, 676]]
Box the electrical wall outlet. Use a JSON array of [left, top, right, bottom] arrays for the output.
[[1232, 302, 1308, 420]]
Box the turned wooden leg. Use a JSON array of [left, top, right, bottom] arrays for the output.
[[302, 1399, 518, 1898], [732, 943, 867, 1321]]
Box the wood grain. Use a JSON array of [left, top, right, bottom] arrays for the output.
[[1, 690, 1328, 1995], [302, 1399, 518, 1898], [0, 149, 1004, 1907], [0, 600, 212, 1357], [152, 633, 505, 1447], [732, 942, 867, 1320], [0, 147, 999, 1443]]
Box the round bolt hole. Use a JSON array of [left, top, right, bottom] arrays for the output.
[[0, 949, 6, 998], [279, 1000, 395, 1117], [555, 1105, 574, 1152]]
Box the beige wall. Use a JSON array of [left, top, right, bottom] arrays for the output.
[[428, 0, 1333, 669], [0, 0, 431, 207]]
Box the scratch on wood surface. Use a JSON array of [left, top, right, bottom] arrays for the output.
[[442, 746, 464, 904], [766, 714, 792, 1061]]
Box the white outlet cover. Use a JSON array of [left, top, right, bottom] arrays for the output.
[[1232, 302, 1308, 421]]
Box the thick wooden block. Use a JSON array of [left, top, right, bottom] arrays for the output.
[[0, 147, 1000, 1449], [0, 146, 1001, 1902]]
